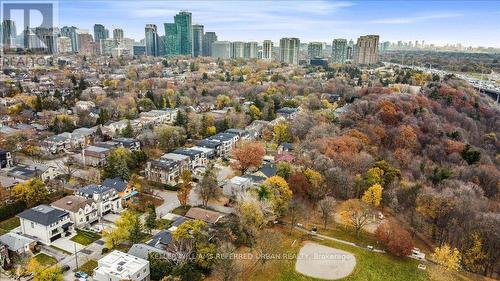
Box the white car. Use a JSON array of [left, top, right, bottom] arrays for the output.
[[90, 225, 103, 233]]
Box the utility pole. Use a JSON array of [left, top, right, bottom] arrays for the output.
[[74, 242, 79, 271]]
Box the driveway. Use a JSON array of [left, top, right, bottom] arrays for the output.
[[51, 234, 84, 253], [154, 190, 181, 217]]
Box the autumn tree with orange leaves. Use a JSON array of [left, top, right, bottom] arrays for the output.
[[232, 141, 266, 174]]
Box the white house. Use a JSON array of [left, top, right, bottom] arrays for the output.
[[93, 250, 150, 281], [51, 195, 99, 228], [75, 184, 122, 216], [17, 205, 73, 244]]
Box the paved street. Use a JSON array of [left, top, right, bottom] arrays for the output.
[[154, 190, 181, 218]]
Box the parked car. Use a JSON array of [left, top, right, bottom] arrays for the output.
[[74, 272, 88, 279], [90, 225, 103, 233], [61, 265, 70, 272]]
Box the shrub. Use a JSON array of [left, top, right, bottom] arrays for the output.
[[375, 221, 414, 257]]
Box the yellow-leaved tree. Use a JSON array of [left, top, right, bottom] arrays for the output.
[[262, 176, 292, 217], [431, 244, 461, 271], [362, 184, 383, 207]]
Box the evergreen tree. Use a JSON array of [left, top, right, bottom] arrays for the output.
[[128, 215, 143, 244], [121, 120, 133, 138]]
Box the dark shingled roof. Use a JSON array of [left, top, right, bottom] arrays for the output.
[[147, 230, 173, 248], [17, 205, 69, 226], [102, 178, 128, 193]]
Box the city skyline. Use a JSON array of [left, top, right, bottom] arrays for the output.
[[49, 0, 500, 47]]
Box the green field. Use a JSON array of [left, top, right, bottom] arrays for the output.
[[248, 227, 429, 281], [75, 259, 98, 275], [0, 217, 20, 232], [34, 253, 57, 266], [70, 229, 101, 246]]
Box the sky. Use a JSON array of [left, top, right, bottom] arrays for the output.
[[24, 0, 500, 47]]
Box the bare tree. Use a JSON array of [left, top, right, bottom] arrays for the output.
[[197, 165, 220, 207], [287, 198, 305, 232], [318, 196, 336, 229], [213, 242, 241, 281]]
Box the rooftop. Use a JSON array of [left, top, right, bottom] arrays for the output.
[[95, 250, 149, 279], [50, 195, 94, 213], [185, 207, 224, 224], [17, 204, 69, 226]]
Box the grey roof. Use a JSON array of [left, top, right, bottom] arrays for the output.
[[17, 205, 69, 226], [150, 159, 178, 170], [225, 128, 248, 136], [46, 134, 69, 143], [147, 230, 172, 248], [259, 162, 277, 178], [77, 184, 113, 195], [197, 139, 221, 149], [173, 148, 203, 159], [84, 145, 110, 153], [0, 232, 36, 251], [276, 107, 298, 114], [171, 216, 189, 227], [102, 178, 128, 193], [208, 133, 237, 142], [242, 174, 267, 183], [128, 243, 168, 260]]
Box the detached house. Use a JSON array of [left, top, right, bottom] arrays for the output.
[[17, 205, 73, 244], [51, 195, 99, 228], [102, 177, 138, 203], [276, 107, 299, 119], [75, 184, 122, 216], [145, 159, 180, 185], [82, 145, 111, 167]]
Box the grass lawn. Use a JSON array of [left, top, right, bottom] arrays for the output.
[[317, 224, 381, 248], [34, 253, 57, 266], [71, 229, 101, 246], [246, 226, 430, 281], [114, 244, 131, 253], [171, 205, 190, 216], [0, 217, 20, 232], [155, 218, 173, 230], [50, 244, 72, 255], [75, 259, 97, 275]]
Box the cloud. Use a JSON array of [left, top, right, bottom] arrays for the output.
[[368, 12, 462, 24]]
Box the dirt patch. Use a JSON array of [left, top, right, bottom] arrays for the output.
[[295, 242, 356, 280]]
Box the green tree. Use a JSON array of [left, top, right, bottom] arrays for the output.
[[11, 179, 48, 207], [103, 147, 132, 180], [121, 120, 133, 138], [144, 204, 157, 233]]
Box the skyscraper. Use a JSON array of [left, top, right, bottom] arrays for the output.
[[308, 42, 323, 59], [61, 26, 78, 52], [145, 24, 158, 56], [113, 28, 124, 41], [93, 24, 106, 43], [192, 24, 204, 57], [202, 32, 217, 56], [262, 40, 273, 61], [2, 20, 16, 48], [231, 41, 245, 59], [331, 39, 347, 64], [211, 41, 231, 59], [77, 30, 95, 55], [164, 23, 178, 56], [174, 11, 193, 56], [244, 42, 258, 59], [354, 35, 379, 65], [279, 38, 300, 65]]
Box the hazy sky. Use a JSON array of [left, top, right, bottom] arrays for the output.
[[53, 0, 500, 47]]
